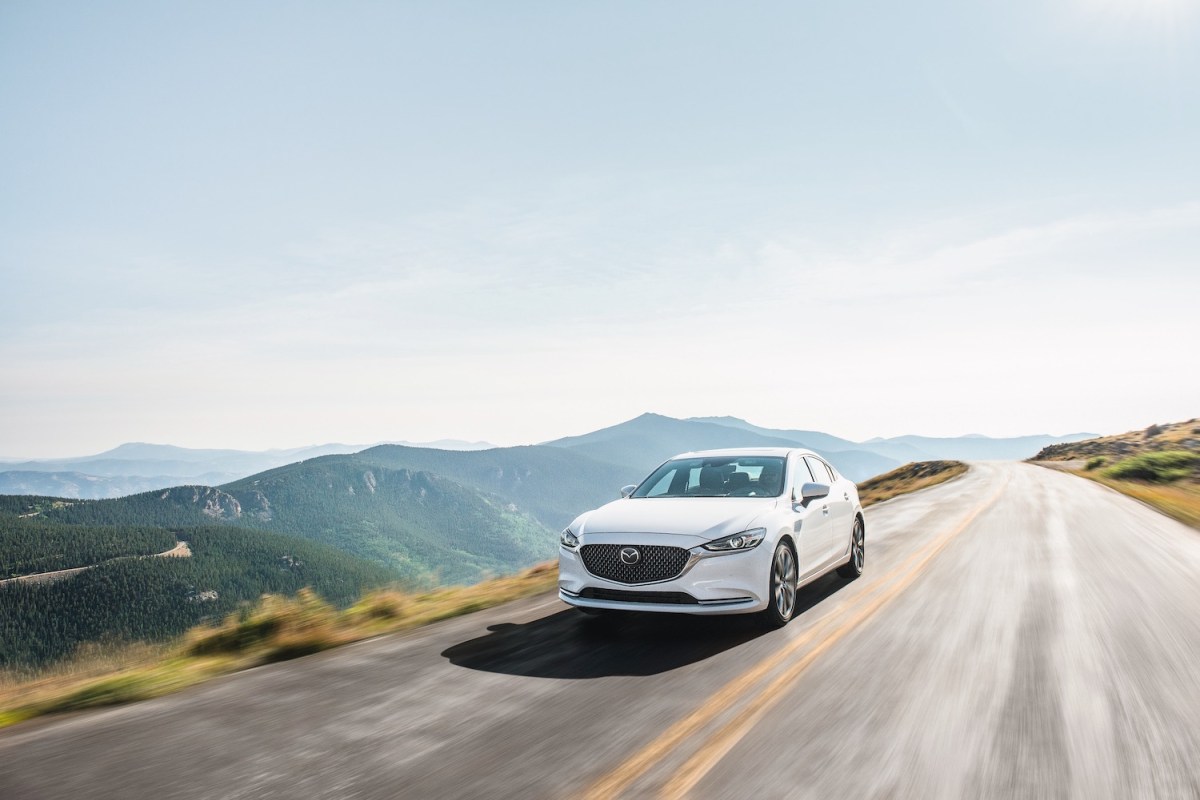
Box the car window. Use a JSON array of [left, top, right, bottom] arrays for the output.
[[804, 456, 831, 483], [795, 457, 816, 485], [632, 456, 787, 498]]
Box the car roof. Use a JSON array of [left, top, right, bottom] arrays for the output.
[[668, 447, 817, 460]]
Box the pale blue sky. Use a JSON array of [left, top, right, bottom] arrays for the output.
[[2, 0, 1198, 456]]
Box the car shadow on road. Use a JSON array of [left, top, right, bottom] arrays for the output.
[[441, 573, 849, 679]]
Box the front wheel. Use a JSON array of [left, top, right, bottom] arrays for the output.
[[837, 517, 865, 579], [760, 541, 798, 629]]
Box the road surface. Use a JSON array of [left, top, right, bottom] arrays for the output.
[[2, 462, 1199, 799]]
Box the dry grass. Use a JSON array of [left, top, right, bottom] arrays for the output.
[[857, 461, 968, 507], [1029, 416, 1200, 531], [0, 562, 557, 729], [1055, 470, 1200, 531]]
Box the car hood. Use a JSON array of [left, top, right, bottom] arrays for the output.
[[574, 497, 777, 542]]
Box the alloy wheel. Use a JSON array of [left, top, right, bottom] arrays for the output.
[[773, 544, 797, 619], [852, 519, 865, 572]]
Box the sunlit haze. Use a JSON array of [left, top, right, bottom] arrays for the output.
[[2, 1, 1198, 457]]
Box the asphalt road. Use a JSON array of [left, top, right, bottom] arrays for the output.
[[3, 462, 1199, 800]]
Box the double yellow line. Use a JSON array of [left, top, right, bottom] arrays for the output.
[[584, 475, 1007, 799]]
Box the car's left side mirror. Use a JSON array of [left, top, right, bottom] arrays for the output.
[[793, 482, 830, 507], [620, 484, 638, 498]]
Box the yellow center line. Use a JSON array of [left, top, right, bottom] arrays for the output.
[[582, 473, 1008, 800]]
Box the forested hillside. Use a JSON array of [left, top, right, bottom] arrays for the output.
[[15, 455, 561, 586], [0, 442, 632, 672], [219, 458, 553, 584], [0, 522, 398, 670], [352, 444, 639, 529], [1, 517, 175, 577]]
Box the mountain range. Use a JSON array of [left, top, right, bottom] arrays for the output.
[[0, 439, 495, 499], [1, 413, 1095, 586], [0, 413, 1097, 669], [0, 416, 1094, 500]]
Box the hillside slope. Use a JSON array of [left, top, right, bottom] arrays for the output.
[[221, 457, 553, 584], [354, 444, 640, 530], [28, 457, 553, 586], [1032, 418, 1200, 462], [0, 499, 399, 670]]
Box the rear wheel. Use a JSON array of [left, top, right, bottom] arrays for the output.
[[837, 517, 865, 579], [760, 541, 798, 628]]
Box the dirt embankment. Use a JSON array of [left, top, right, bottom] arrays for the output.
[[857, 460, 968, 507], [1031, 418, 1200, 462]]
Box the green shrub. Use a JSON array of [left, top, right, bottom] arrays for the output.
[[1085, 456, 1107, 471], [1102, 451, 1200, 483]]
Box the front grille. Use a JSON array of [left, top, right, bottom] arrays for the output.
[[579, 587, 699, 604], [579, 543, 690, 584]]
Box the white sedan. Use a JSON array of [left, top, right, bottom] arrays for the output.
[[557, 448, 865, 627]]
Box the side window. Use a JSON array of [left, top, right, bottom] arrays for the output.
[[804, 456, 831, 484], [795, 457, 816, 486], [824, 462, 839, 481]]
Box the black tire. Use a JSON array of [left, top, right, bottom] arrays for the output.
[[760, 540, 799, 629], [837, 516, 865, 579]]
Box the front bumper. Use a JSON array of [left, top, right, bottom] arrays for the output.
[[557, 532, 772, 615]]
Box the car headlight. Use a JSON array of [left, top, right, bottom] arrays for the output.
[[702, 528, 767, 552], [560, 528, 580, 550]]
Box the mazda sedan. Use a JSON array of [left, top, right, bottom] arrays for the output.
[[557, 448, 865, 627]]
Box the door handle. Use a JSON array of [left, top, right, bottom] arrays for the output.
[[822, 505, 830, 516], [844, 492, 849, 501]]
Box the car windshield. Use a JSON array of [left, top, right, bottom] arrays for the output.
[[631, 456, 787, 498]]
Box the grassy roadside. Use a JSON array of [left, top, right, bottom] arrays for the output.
[[1035, 454, 1200, 530], [0, 563, 557, 729], [1082, 474, 1200, 529], [0, 461, 967, 730], [1029, 418, 1200, 531]]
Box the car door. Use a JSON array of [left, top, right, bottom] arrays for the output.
[[794, 455, 833, 577], [803, 456, 841, 568], [819, 459, 855, 562]]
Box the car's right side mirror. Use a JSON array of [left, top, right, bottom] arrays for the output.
[[794, 482, 830, 507], [620, 484, 638, 498]]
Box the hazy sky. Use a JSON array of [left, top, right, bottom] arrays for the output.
[[2, 1, 1199, 457]]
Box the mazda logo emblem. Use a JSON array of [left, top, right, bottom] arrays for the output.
[[619, 546, 641, 565]]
